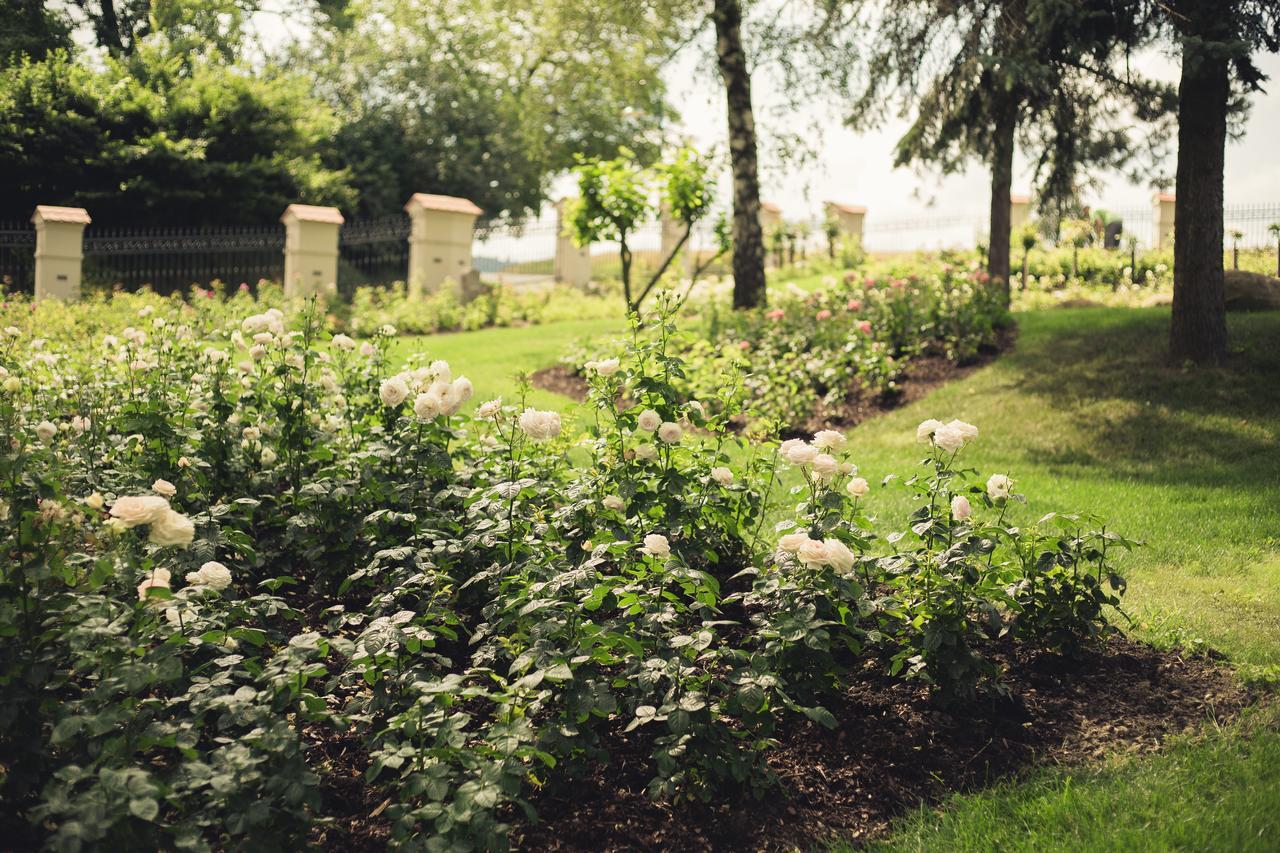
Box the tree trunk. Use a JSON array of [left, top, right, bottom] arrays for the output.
[[1169, 39, 1229, 364], [713, 0, 766, 309], [987, 100, 1015, 306]]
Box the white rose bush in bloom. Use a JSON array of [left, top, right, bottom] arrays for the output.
[[0, 295, 1133, 851]]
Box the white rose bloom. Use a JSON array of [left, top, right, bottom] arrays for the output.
[[476, 398, 502, 420], [951, 495, 972, 520], [137, 575, 170, 603], [636, 409, 661, 432], [796, 537, 828, 567], [946, 419, 979, 442], [332, 333, 356, 351], [603, 495, 626, 511], [640, 533, 671, 558], [657, 421, 683, 444], [687, 400, 705, 418], [35, 420, 57, 443], [242, 426, 261, 441], [777, 532, 809, 553], [846, 477, 870, 498], [586, 358, 621, 376], [148, 509, 195, 547], [634, 443, 657, 461], [252, 332, 274, 345], [986, 473, 1013, 500], [518, 408, 562, 441], [380, 377, 410, 407], [413, 392, 441, 420], [84, 492, 105, 510], [379, 324, 397, 337], [2, 376, 20, 393], [152, 479, 177, 498], [428, 360, 452, 383], [260, 446, 278, 465], [249, 344, 267, 361], [185, 560, 232, 591], [811, 453, 839, 479], [71, 415, 90, 434], [785, 442, 819, 466], [710, 466, 734, 486], [359, 342, 376, 357], [812, 429, 847, 451], [452, 377, 473, 403], [110, 495, 172, 528], [916, 418, 945, 443], [934, 424, 969, 453], [840, 462, 858, 475], [822, 538, 856, 574]]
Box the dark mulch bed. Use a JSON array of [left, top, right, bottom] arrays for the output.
[[529, 326, 1018, 438], [511, 637, 1248, 852]]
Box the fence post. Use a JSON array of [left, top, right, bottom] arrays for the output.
[[405, 193, 482, 297], [1153, 193, 1176, 250], [823, 201, 866, 249], [554, 198, 592, 287], [281, 204, 342, 297], [1009, 194, 1031, 232], [31, 206, 90, 300]]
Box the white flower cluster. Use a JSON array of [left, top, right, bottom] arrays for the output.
[[639, 533, 671, 559], [916, 418, 979, 453], [380, 360, 473, 418], [777, 532, 856, 574], [109, 495, 195, 547], [779, 429, 857, 483]]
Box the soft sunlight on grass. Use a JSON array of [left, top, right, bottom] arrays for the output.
[[853, 707, 1280, 853]]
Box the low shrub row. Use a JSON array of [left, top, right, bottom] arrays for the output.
[[0, 301, 1130, 850]]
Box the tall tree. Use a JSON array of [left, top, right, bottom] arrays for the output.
[[713, 0, 766, 308], [1157, 1, 1280, 364], [846, 0, 1170, 306], [302, 0, 675, 221]]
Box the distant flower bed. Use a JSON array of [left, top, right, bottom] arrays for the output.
[[0, 301, 1131, 849], [567, 264, 1010, 433]]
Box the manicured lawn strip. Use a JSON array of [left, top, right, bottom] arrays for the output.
[[853, 707, 1280, 853]]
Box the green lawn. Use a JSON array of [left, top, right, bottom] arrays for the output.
[[396, 305, 1280, 851]]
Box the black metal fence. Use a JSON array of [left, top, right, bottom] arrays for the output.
[[338, 216, 411, 295], [0, 221, 36, 294], [82, 224, 284, 295]]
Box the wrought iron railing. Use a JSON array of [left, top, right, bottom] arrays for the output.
[[339, 216, 411, 295], [0, 221, 36, 295], [82, 224, 285, 295]]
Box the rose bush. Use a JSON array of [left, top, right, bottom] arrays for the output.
[[0, 295, 1130, 850]]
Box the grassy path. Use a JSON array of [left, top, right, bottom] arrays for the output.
[[397, 306, 1280, 850]]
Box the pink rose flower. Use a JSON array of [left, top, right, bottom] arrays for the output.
[[816, 309, 832, 321], [767, 308, 785, 321], [858, 320, 872, 335], [847, 299, 862, 311]]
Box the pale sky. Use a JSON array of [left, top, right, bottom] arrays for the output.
[[662, 47, 1280, 224]]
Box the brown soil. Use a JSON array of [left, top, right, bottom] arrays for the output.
[[511, 637, 1249, 852], [530, 326, 1019, 439], [309, 635, 1250, 851]]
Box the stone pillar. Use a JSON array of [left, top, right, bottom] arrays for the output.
[[554, 198, 592, 287], [823, 201, 866, 247], [32, 206, 90, 300], [759, 201, 783, 236], [1153, 193, 1176, 250], [1009, 194, 1031, 232], [405, 193, 482, 296], [281, 204, 342, 297]]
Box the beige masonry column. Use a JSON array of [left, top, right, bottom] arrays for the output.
[[1153, 193, 1176, 250], [32, 206, 90, 300], [554, 198, 592, 287], [281, 204, 342, 297], [760, 202, 783, 268], [405, 193, 482, 296], [823, 201, 867, 247], [1009, 194, 1031, 232]]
